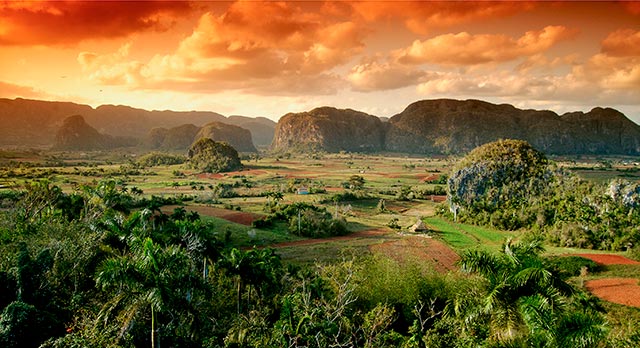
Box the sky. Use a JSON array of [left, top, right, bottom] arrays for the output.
[[1, 0, 639, 122]]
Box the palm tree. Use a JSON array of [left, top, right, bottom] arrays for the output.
[[455, 238, 590, 346], [96, 237, 201, 348], [218, 248, 283, 315]]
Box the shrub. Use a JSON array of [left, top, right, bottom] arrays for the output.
[[546, 256, 601, 278], [137, 152, 185, 167]]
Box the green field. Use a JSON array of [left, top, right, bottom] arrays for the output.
[[2, 150, 640, 346]]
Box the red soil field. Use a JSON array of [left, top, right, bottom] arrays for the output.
[[572, 254, 640, 265], [369, 236, 460, 273], [268, 228, 389, 248], [162, 205, 263, 226], [585, 278, 640, 307]]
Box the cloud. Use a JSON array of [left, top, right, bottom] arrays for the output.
[[78, 43, 146, 85], [348, 58, 434, 91], [601, 29, 640, 57], [396, 26, 577, 66], [78, 1, 365, 95], [516, 54, 580, 74], [0, 1, 191, 46], [0, 81, 50, 99], [577, 54, 640, 90], [416, 71, 559, 98], [350, 1, 529, 34]]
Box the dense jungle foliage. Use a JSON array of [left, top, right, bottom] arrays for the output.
[[444, 140, 640, 255], [0, 178, 637, 348]]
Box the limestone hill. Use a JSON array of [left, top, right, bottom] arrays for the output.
[[53, 115, 136, 150], [273, 99, 640, 155], [193, 122, 257, 153], [272, 107, 385, 153]]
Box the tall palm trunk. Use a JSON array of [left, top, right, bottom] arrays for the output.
[[151, 305, 156, 348], [237, 277, 242, 315]]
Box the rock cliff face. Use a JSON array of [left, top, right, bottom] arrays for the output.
[[272, 99, 640, 155], [193, 122, 257, 152], [272, 107, 386, 152], [560, 107, 640, 154], [385, 99, 640, 155], [53, 115, 135, 150]]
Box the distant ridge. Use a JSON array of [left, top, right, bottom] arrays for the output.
[[2, 97, 638, 155], [53, 115, 137, 150], [0, 98, 275, 148], [273, 99, 640, 155]]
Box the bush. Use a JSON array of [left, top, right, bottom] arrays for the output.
[[137, 152, 185, 167], [546, 256, 601, 278]]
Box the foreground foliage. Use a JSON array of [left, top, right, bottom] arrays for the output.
[[0, 179, 637, 347]]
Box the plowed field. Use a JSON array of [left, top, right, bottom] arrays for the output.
[[585, 278, 640, 307]]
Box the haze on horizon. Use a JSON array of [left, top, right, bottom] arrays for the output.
[[0, 1, 639, 122]]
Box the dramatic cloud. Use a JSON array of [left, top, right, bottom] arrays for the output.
[[0, 1, 191, 45], [348, 58, 434, 91], [350, 1, 528, 34], [396, 26, 577, 66], [577, 54, 640, 90], [79, 1, 365, 95], [601, 29, 640, 57]]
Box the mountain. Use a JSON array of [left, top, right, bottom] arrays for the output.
[[385, 99, 640, 155], [0, 98, 269, 148], [0, 98, 92, 147], [143, 122, 258, 153], [143, 124, 200, 150], [194, 122, 257, 152], [272, 107, 385, 152], [226, 115, 276, 147], [53, 115, 136, 150], [273, 99, 640, 155]]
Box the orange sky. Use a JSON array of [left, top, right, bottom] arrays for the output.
[[1, 1, 639, 121]]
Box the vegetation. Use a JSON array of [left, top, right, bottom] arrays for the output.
[[136, 152, 185, 167], [187, 138, 242, 173], [0, 149, 639, 347], [444, 139, 640, 253]]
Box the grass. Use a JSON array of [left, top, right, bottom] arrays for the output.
[[423, 216, 517, 250], [199, 215, 302, 248], [274, 238, 378, 265], [424, 217, 479, 249]]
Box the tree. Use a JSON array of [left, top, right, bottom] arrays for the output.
[[345, 175, 365, 190], [455, 238, 606, 347], [96, 237, 204, 348], [188, 138, 242, 173]]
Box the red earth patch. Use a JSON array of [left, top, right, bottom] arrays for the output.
[[572, 254, 640, 265], [162, 205, 263, 226], [369, 236, 460, 273], [585, 278, 640, 308], [267, 228, 389, 248]]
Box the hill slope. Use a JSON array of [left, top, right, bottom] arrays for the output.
[[272, 107, 385, 153], [53, 115, 136, 150], [272, 99, 640, 155], [0, 98, 273, 148]]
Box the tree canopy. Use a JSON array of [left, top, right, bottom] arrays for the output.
[[187, 138, 242, 173]]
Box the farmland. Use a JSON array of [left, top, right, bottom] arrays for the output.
[[1, 149, 640, 347]]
